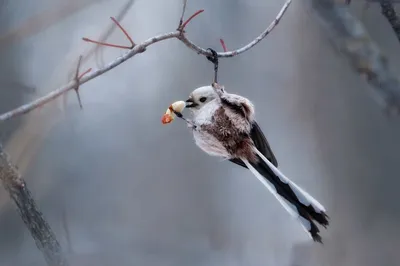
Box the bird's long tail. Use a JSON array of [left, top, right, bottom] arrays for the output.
[[242, 148, 329, 243]]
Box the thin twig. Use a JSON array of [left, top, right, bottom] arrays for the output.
[[64, 0, 134, 110], [180, 9, 204, 31], [74, 56, 84, 109], [82, 37, 132, 49], [178, 0, 188, 28], [78, 68, 92, 80], [83, 0, 136, 66], [110, 16, 135, 47], [82, 16, 135, 49], [220, 39, 228, 52], [0, 0, 292, 122], [178, 0, 292, 58]]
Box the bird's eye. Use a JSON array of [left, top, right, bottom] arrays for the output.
[[199, 97, 207, 103]]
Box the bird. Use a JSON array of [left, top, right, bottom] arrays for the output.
[[182, 82, 329, 243]]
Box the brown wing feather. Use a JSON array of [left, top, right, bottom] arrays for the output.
[[229, 121, 278, 168]]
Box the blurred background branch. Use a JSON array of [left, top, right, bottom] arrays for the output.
[[0, 0, 135, 217], [0, 0, 102, 49], [379, 0, 400, 43], [0, 146, 67, 266], [311, 0, 400, 115]]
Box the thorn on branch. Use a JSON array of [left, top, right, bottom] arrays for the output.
[[178, 9, 204, 32], [110, 16, 135, 47], [219, 38, 228, 52], [82, 16, 135, 49], [206, 48, 219, 83], [74, 56, 91, 109]]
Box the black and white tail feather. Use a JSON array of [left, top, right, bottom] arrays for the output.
[[242, 148, 329, 243]]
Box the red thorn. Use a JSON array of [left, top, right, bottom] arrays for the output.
[[181, 9, 204, 30], [110, 16, 135, 47], [78, 68, 92, 80], [82, 37, 132, 49], [81, 17, 134, 50], [219, 38, 228, 52]]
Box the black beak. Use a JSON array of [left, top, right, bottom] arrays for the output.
[[185, 98, 198, 108]]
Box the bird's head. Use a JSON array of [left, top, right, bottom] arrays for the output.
[[185, 85, 218, 110]]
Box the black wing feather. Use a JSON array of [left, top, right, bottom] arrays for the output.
[[229, 121, 278, 168]]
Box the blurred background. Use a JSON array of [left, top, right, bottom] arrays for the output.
[[0, 0, 399, 265]]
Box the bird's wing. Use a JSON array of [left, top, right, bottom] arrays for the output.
[[229, 121, 278, 168]]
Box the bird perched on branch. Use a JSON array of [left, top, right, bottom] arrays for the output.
[[182, 82, 329, 243]]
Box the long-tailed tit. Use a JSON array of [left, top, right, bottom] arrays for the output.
[[183, 83, 329, 243]]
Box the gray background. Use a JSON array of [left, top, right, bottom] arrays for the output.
[[0, 0, 399, 265]]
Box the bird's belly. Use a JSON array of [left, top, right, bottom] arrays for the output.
[[192, 130, 231, 158]]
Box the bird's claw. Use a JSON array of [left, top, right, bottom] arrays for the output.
[[206, 48, 218, 65]]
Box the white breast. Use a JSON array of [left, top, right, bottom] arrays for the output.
[[190, 99, 231, 159]]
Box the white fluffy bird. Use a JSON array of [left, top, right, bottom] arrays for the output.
[[182, 83, 329, 243]]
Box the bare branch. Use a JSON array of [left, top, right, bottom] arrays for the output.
[[178, 0, 188, 28], [312, 0, 400, 115], [0, 145, 68, 266], [110, 16, 136, 47], [0, 0, 292, 122], [380, 0, 400, 43], [74, 56, 84, 109], [64, 0, 134, 109], [82, 16, 135, 49], [82, 0, 136, 66], [177, 0, 292, 57]]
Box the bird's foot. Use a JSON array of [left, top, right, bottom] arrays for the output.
[[206, 48, 219, 83]]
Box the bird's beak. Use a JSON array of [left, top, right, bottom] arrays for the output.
[[185, 98, 198, 108]]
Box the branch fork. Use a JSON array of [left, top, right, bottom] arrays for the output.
[[0, 0, 293, 121]]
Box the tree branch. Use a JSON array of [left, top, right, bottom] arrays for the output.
[[379, 0, 400, 43], [178, 0, 292, 58], [0, 0, 292, 122], [311, 0, 400, 115], [0, 145, 68, 266]]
